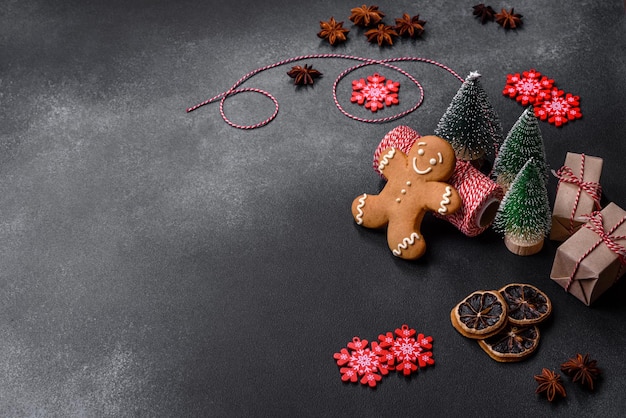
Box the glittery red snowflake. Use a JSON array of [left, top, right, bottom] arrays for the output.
[[534, 88, 582, 127], [502, 69, 555, 106], [378, 325, 435, 376], [333, 337, 390, 387], [351, 73, 400, 112], [334, 325, 434, 387], [503, 69, 582, 127]]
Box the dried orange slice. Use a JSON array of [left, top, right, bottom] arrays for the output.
[[450, 290, 508, 339], [499, 283, 552, 326], [478, 324, 540, 362]]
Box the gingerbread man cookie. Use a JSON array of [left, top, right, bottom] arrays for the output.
[[352, 135, 462, 259]]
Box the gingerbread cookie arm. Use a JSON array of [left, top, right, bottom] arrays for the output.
[[423, 182, 462, 216], [376, 147, 408, 180], [351, 193, 389, 229]]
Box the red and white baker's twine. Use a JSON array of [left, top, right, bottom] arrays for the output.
[[437, 160, 504, 237], [186, 54, 464, 130], [565, 211, 626, 292], [552, 153, 603, 234]]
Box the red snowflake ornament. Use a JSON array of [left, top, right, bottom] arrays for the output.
[[351, 73, 400, 112], [333, 337, 389, 387], [534, 88, 582, 127], [335, 325, 434, 387], [378, 325, 435, 376], [502, 69, 555, 106], [503, 69, 583, 127]]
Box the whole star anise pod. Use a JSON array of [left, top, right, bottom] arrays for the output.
[[495, 8, 523, 29], [472, 4, 495, 24], [365, 23, 398, 46], [561, 353, 601, 390], [534, 368, 567, 402], [287, 64, 322, 86], [318, 17, 350, 45], [394, 13, 426, 38], [349, 4, 385, 27]]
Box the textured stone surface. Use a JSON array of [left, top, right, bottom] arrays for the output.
[[1, 0, 625, 416]]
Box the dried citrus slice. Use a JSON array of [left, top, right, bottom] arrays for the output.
[[450, 290, 508, 339], [478, 324, 541, 362], [499, 283, 552, 326]]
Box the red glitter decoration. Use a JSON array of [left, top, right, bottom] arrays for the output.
[[351, 73, 400, 112], [333, 337, 390, 387], [534, 88, 582, 127], [502, 69, 555, 106], [378, 325, 434, 376], [334, 325, 434, 387], [503, 69, 582, 127]]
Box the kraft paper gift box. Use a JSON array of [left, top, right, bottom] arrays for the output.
[[550, 202, 626, 306], [550, 152, 603, 242]]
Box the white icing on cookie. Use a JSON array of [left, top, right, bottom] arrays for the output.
[[355, 193, 367, 225], [412, 157, 432, 175], [438, 186, 453, 214], [392, 232, 421, 256], [378, 148, 396, 172]]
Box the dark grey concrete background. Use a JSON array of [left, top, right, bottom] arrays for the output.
[[1, 0, 625, 416]]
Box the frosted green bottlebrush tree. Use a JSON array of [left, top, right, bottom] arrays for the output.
[[493, 158, 552, 245], [492, 107, 548, 190], [435, 71, 504, 161]]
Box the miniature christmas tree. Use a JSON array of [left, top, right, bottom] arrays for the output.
[[493, 158, 552, 256], [435, 71, 504, 163], [492, 107, 548, 191]]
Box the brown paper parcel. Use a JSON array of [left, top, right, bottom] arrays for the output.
[[550, 202, 626, 306], [550, 152, 603, 242]]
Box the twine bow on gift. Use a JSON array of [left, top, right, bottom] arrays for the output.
[[565, 211, 626, 293], [552, 153, 603, 235]]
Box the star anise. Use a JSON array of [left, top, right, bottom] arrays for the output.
[[349, 4, 385, 27], [318, 17, 350, 45], [286, 64, 322, 86], [495, 8, 523, 29], [394, 13, 426, 38], [472, 4, 495, 24], [561, 353, 601, 390], [364, 23, 398, 46], [534, 368, 567, 402]]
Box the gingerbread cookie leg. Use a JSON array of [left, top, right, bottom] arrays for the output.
[[351, 193, 389, 229], [386, 216, 427, 260]]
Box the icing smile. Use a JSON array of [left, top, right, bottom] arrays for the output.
[[412, 152, 443, 175], [412, 158, 432, 174]]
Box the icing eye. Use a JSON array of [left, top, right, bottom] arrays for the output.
[[429, 158, 437, 165], [418, 149, 425, 156]]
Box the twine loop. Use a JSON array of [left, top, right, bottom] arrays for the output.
[[186, 54, 464, 130]]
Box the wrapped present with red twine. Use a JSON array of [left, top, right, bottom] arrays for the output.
[[550, 202, 626, 306], [550, 152, 603, 241]]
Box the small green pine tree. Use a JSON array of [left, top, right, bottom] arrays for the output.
[[493, 158, 551, 244], [492, 107, 548, 190], [435, 71, 504, 161]]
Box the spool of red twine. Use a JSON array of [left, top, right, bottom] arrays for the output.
[[436, 160, 504, 236], [372, 126, 503, 237]]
